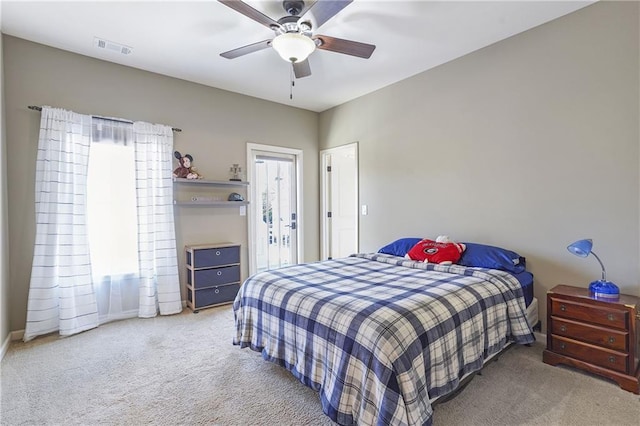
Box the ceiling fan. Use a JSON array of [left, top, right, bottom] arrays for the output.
[[218, 0, 376, 78]]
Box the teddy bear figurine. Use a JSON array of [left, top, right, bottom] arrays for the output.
[[406, 235, 466, 265], [173, 151, 201, 180]]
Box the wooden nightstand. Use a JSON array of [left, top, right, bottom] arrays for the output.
[[543, 285, 640, 394]]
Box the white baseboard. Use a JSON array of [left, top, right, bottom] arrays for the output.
[[0, 329, 21, 360], [1, 332, 10, 361], [534, 331, 546, 342]]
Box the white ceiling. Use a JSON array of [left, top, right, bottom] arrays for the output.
[[1, 0, 595, 112]]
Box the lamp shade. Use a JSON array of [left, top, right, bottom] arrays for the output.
[[271, 33, 315, 63], [566, 239, 619, 299], [567, 239, 593, 257]]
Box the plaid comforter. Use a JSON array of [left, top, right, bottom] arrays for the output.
[[233, 253, 534, 426]]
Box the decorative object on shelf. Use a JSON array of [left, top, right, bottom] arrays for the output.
[[228, 192, 245, 202], [173, 151, 202, 180], [229, 163, 243, 181], [567, 239, 619, 299]]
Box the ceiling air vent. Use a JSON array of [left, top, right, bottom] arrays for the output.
[[94, 37, 133, 55]]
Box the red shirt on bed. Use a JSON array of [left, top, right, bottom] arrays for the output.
[[406, 239, 465, 264]]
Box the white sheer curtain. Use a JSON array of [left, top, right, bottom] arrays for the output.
[[24, 107, 99, 341], [24, 108, 182, 342], [87, 118, 140, 323], [133, 122, 182, 316]]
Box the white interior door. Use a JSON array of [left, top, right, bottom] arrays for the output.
[[247, 144, 303, 275], [321, 143, 358, 260]]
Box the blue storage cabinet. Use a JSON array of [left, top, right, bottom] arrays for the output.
[[185, 243, 241, 312]]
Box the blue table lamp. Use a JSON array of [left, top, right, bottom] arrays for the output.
[[567, 239, 619, 299]]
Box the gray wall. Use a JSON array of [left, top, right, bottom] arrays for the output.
[[319, 1, 640, 327], [4, 1, 639, 336], [3, 36, 319, 332], [1, 32, 10, 347]]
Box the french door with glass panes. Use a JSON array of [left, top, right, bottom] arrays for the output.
[[247, 144, 302, 274]]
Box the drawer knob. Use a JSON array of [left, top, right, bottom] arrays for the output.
[[215, 288, 220, 294], [560, 343, 566, 350], [217, 271, 222, 276], [608, 336, 616, 344], [560, 325, 567, 333], [608, 356, 616, 363], [216, 250, 221, 256], [607, 313, 615, 321], [560, 304, 567, 312]]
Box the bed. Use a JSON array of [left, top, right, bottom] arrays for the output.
[[233, 250, 535, 426]]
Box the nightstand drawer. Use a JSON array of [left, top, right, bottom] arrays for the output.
[[189, 245, 240, 268], [551, 335, 628, 374], [188, 283, 239, 309], [190, 265, 240, 288], [550, 297, 628, 330], [551, 317, 628, 351]]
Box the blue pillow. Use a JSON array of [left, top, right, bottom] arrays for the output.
[[458, 242, 526, 273], [378, 237, 422, 257]]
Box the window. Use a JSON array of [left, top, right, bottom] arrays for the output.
[[86, 121, 139, 278]]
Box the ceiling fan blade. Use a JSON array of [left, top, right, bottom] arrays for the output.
[[293, 60, 312, 78], [218, 0, 280, 29], [300, 0, 352, 29], [220, 39, 272, 59], [314, 35, 376, 59]]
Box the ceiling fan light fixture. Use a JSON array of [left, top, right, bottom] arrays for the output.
[[271, 33, 315, 63]]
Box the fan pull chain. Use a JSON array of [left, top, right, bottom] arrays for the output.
[[289, 65, 295, 100]]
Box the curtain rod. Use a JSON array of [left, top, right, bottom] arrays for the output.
[[27, 105, 182, 132]]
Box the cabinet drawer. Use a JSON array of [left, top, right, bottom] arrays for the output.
[[188, 283, 239, 308], [551, 317, 628, 351], [190, 265, 240, 288], [551, 335, 629, 373], [550, 297, 628, 330], [188, 246, 240, 268]]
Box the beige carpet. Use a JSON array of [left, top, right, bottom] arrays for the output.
[[1, 305, 638, 425]]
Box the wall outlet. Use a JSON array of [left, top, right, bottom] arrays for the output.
[[361, 205, 368, 215]]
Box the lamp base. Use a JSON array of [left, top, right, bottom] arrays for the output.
[[589, 280, 620, 300]]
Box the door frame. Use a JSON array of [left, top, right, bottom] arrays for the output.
[[247, 143, 304, 275], [320, 142, 359, 260]]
